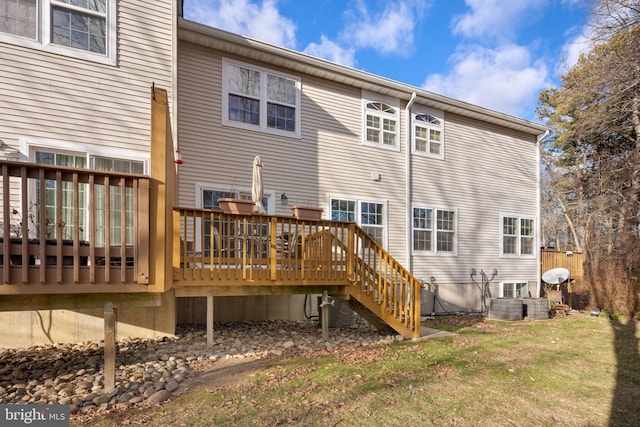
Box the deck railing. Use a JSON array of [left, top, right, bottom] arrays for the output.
[[0, 160, 150, 291], [173, 207, 353, 285]]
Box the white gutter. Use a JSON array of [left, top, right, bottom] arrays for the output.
[[405, 92, 417, 272], [536, 129, 551, 296]]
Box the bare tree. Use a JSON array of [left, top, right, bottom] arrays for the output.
[[538, 1, 640, 316]]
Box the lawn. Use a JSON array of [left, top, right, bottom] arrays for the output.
[[75, 313, 640, 426]]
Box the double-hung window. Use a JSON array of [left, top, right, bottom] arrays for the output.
[[222, 58, 301, 138], [413, 111, 444, 159], [502, 215, 535, 256], [0, 0, 116, 64], [364, 101, 399, 150], [412, 207, 457, 255], [500, 281, 528, 298], [330, 197, 386, 247]]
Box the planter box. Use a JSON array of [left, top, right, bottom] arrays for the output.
[[291, 206, 323, 221], [218, 198, 255, 215]]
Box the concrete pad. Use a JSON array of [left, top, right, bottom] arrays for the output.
[[412, 326, 458, 341]]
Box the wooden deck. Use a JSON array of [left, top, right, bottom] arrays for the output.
[[172, 208, 422, 338]]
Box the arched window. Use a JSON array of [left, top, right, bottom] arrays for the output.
[[414, 112, 444, 158], [364, 101, 399, 149]]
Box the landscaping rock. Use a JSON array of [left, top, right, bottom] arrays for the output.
[[0, 320, 394, 416], [147, 389, 171, 405]]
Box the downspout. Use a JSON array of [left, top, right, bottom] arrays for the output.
[[405, 92, 417, 272], [536, 129, 550, 297], [172, 0, 179, 169]]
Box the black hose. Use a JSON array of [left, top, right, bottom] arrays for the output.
[[304, 294, 319, 321]]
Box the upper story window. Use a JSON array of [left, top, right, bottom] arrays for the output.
[[413, 111, 444, 159], [0, 0, 116, 64], [364, 101, 399, 150], [222, 58, 301, 138], [502, 215, 535, 257], [412, 206, 457, 255]]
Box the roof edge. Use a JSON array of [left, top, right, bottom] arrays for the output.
[[178, 18, 548, 136]]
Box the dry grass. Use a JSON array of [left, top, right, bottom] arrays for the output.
[[74, 313, 640, 427]]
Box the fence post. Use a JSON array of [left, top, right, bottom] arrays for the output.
[[207, 292, 214, 346], [104, 301, 117, 392]]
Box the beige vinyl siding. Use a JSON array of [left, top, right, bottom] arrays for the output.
[[410, 110, 538, 284], [313, 87, 409, 260], [178, 38, 540, 286], [178, 42, 322, 213], [178, 41, 410, 262], [0, 0, 173, 156]]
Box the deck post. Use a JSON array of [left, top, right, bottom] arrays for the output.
[[104, 301, 117, 392], [207, 292, 214, 346]]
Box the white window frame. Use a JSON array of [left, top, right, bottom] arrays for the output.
[[20, 138, 149, 173], [499, 281, 529, 298], [221, 58, 301, 139], [412, 205, 458, 256], [412, 108, 444, 160], [362, 92, 400, 152], [195, 182, 276, 252], [500, 214, 536, 257], [328, 195, 388, 248], [0, 0, 117, 65]]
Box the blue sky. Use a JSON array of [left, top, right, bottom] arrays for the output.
[[183, 0, 591, 121]]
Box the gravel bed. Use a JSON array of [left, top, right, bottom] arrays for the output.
[[0, 320, 401, 415]]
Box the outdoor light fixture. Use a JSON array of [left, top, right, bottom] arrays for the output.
[[280, 193, 288, 205], [175, 149, 184, 165]]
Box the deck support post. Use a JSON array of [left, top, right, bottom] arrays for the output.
[[104, 301, 117, 392], [207, 292, 214, 346]]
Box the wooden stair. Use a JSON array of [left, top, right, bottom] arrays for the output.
[[309, 225, 422, 339]]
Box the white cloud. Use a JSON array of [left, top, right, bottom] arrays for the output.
[[557, 31, 590, 75], [452, 0, 547, 41], [340, 0, 429, 56], [184, 0, 297, 48], [303, 35, 356, 68], [423, 44, 550, 117]]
